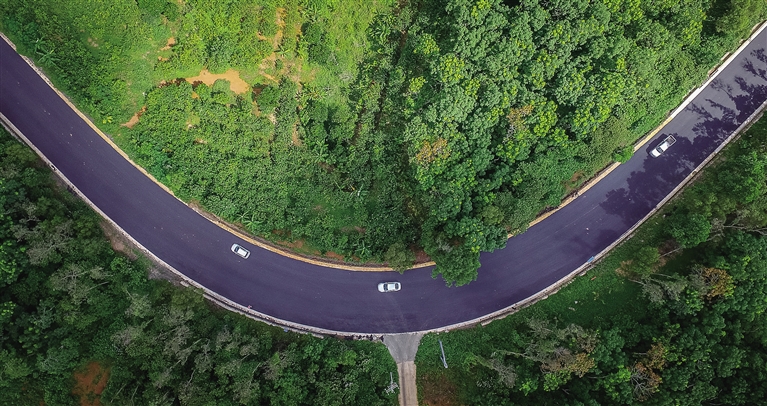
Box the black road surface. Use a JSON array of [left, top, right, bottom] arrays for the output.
[[3, 31, 767, 334]]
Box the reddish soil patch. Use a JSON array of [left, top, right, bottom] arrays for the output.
[[157, 78, 182, 88], [121, 106, 146, 129], [72, 362, 110, 406], [324, 251, 345, 261], [564, 170, 585, 193], [185, 69, 251, 94], [413, 248, 431, 264], [252, 85, 265, 98], [419, 372, 460, 406], [161, 37, 176, 51]]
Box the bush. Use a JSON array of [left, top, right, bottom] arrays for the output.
[[613, 145, 634, 163], [257, 85, 281, 114], [668, 211, 712, 248], [384, 241, 415, 272]]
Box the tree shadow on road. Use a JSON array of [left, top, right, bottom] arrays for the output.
[[600, 48, 767, 225]]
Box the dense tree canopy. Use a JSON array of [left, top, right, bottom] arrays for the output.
[[0, 128, 397, 405], [391, 0, 766, 284], [4, 0, 767, 402], [0, 0, 765, 285], [415, 108, 767, 406]]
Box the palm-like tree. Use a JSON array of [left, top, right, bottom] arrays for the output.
[[300, 3, 321, 23], [355, 239, 371, 260], [243, 213, 264, 230], [240, 213, 262, 230], [34, 38, 59, 68]]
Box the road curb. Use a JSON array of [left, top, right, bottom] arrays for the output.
[[462, 79, 767, 332], [3, 19, 764, 274], [0, 32, 419, 272], [528, 20, 767, 229], [3, 19, 767, 337]]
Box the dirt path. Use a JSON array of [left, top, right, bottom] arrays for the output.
[[384, 333, 423, 406], [398, 361, 418, 406]]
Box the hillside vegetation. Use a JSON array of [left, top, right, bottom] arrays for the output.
[[0, 127, 398, 405], [1, 0, 765, 284], [415, 115, 767, 405]]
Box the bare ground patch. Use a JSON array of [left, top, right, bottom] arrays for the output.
[[291, 122, 302, 146], [72, 362, 110, 406], [257, 7, 312, 85], [274, 7, 286, 47], [161, 37, 176, 51], [99, 220, 139, 260], [185, 69, 251, 94], [121, 106, 146, 129]]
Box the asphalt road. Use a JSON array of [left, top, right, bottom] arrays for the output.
[[3, 32, 767, 334]]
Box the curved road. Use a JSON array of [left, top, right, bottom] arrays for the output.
[[3, 32, 767, 334]]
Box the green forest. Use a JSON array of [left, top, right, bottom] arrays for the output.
[[4, 1, 767, 404], [415, 116, 767, 404], [0, 126, 397, 405], [1, 0, 765, 286]]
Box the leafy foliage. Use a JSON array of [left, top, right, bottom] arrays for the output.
[[414, 101, 767, 406], [390, 0, 767, 284], [0, 0, 765, 285], [0, 128, 397, 405]]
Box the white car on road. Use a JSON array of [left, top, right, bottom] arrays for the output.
[[378, 282, 401, 292], [650, 135, 676, 157]]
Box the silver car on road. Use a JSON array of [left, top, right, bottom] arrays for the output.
[[231, 243, 250, 259]]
